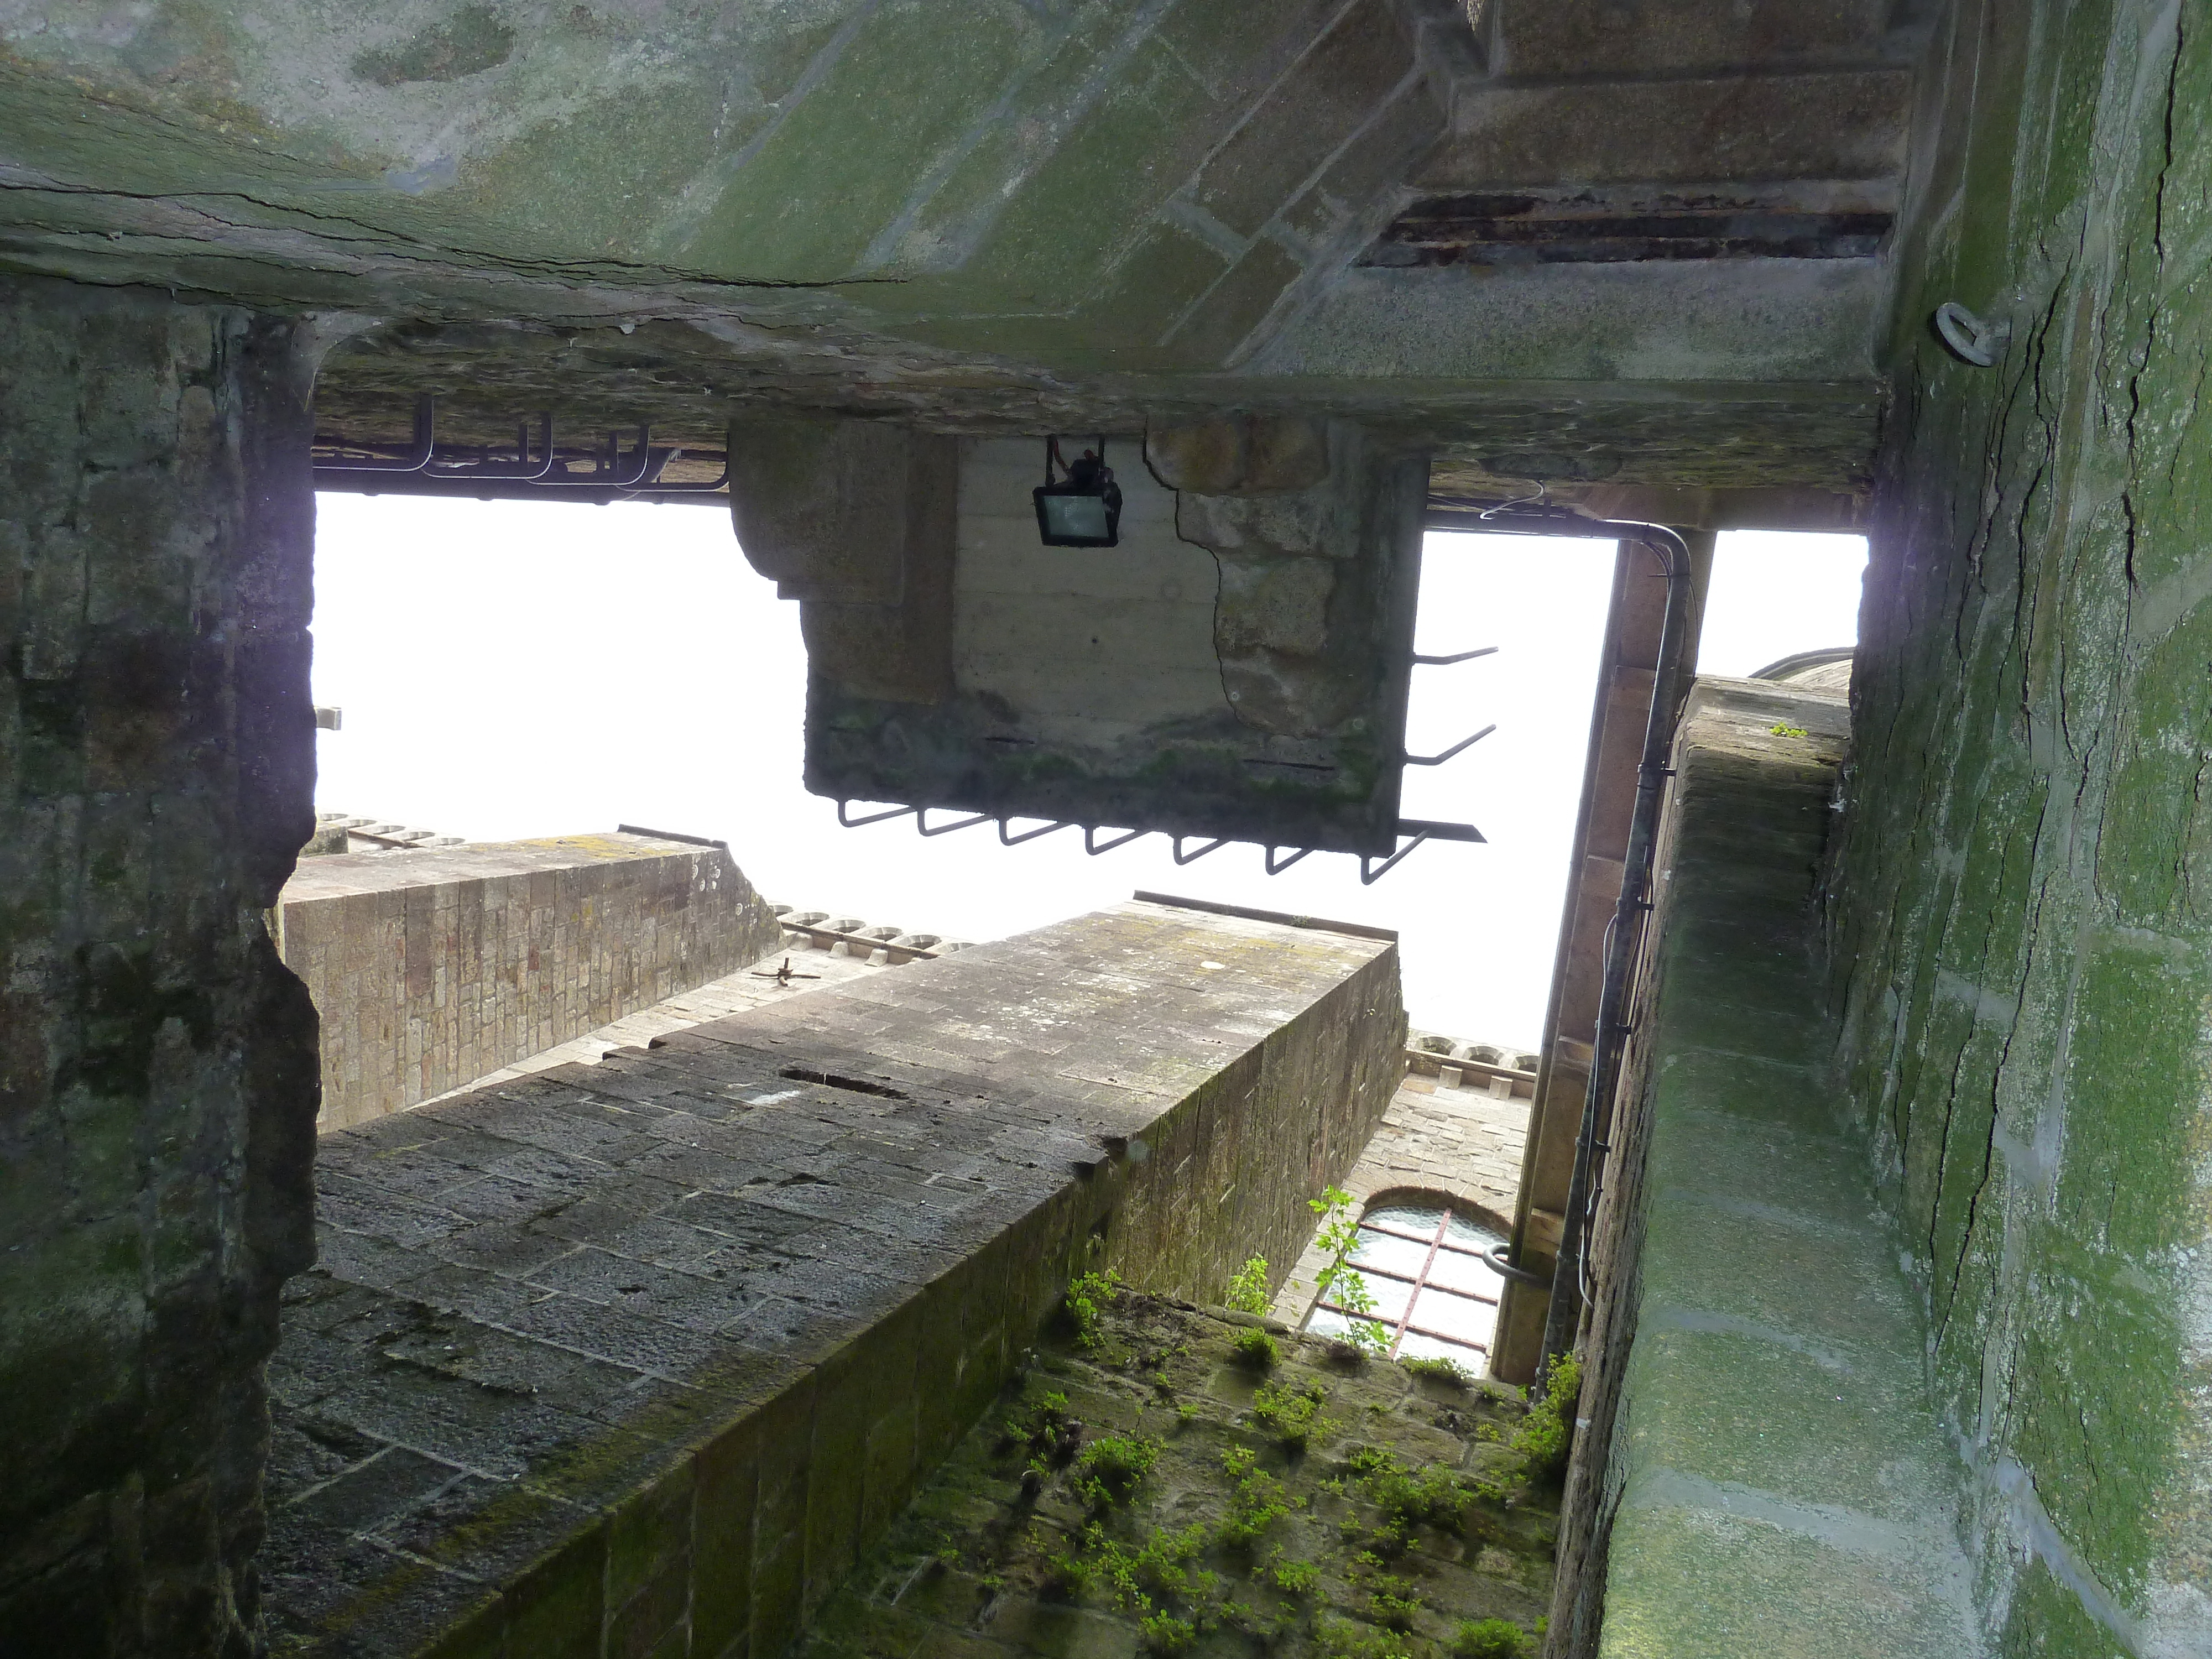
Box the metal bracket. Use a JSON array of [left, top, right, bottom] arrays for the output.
[[1084, 826, 1146, 855], [316, 394, 437, 473], [916, 808, 990, 837], [1171, 837, 1227, 865], [1411, 646, 1499, 666], [1404, 723, 1498, 766], [998, 818, 1071, 846], [1359, 830, 1431, 885], [1264, 846, 1311, 875], [838, 800, 917, 828], [537, 427, 655, 488]]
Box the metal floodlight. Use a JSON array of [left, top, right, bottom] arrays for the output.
[[1034, 436, 1122, 547]]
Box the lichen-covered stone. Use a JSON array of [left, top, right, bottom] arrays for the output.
[[795, 1288, 1558, 1659], [0, 274, 319, 1655]]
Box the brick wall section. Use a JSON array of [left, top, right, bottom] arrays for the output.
[[263, 899, 1403, 1657], [279, 833, 780, 1130], [0, 276, 319, 1656]]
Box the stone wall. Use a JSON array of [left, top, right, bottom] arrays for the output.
[[0, 275, 319, 1656], [264, 899, 1404, 1656], [277, 832, 780, 1131], [1548, 679, 1984, 1659], [1828, 0, 2212, 1651]]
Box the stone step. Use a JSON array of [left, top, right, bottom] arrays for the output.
[[1421, 66, 1913, 188], [1482, 0, 1896, 80]]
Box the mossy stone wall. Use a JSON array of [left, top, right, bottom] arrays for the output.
[[0, 275, 320, 1655], [1833, 0, 2212, 1650]]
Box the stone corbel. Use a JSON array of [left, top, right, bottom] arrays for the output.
[[727, 415, 955, 705]]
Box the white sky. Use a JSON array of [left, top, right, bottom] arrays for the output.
[[309, 497, 1864, 1047]]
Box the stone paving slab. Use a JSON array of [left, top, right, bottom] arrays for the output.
[[264, 900, 1405, 1658]]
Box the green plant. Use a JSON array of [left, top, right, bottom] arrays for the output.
[[1176, 1400, 1199, 1426], [1453, 1618, 1531, 1658], [1265, 1550, 1319, 1594], [1769, 722, 1809, 738], [1232, 1326, 1279, 1369], [1310, 1188, 1391, 1354], [1072, 1433, 1161, 1507], [1226, 1255, 1271, 1314], [1063, 1269, 1124, 1350], [1511, 1352, 1582, 1478], [1317, 1617, 1414, 1659], [1401, 1354, 1471, 1387], [1368, 1579, 1423, 1632], [1253, 1378, 1333, 1450], [1215, 1446, 1292, 1547], [1348, 1445, 1476, 1538], [1140, 1612, 1198, 1655]]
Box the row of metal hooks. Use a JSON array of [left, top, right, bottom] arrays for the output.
[[835, 800, 1483, 885], [312, 395, 728, 495]]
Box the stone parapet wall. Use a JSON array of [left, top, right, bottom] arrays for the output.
[[0, 275, 319, 1658], [278, 833, 780, 1130], [1549, 679, 1985, 1659], [266, 899, 1404, 1657]]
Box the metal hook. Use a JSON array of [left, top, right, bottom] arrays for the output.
[[838, 800, 917, 828], [998, 818, 1072, 846], [1171, 837, 1227, 865], [426, 412, 556, 481], [1404, 724, 1498, 766], [1359, 831, 1432, 885], [627, 446, 732, 494], [316, 394, 437, 472], [538, 426, 655, 487], [1411, 646, 1499, 666], [916, 808, 990, 837], [1084, 826, 1146, 855], [1264, 846, 1311, 875]]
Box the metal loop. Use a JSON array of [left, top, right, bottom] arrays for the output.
[[998, 818, 1071, 846], [1084, 826, 1146, 855], [1264, 846, 1311, 875], [838, 800, 917, 828], [916, 809, 990, 837], [1404, 724, 1498, 767], [1359, 831, 1431, 885], [1171, 837, 1227, 865], [316, 394, 437, 473]]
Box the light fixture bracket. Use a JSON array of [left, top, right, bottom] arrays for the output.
[[1034, 435, 1123, 547]]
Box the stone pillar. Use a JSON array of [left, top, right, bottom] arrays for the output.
[[0, 276, 319, 1653]]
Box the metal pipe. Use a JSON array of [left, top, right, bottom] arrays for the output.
[[1521, 518, 1693, 1385]]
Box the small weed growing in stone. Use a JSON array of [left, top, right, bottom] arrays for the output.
[[1348, 1444, 1475, 1538], [1253, 1379, 1333, 1450], [1310, 1187, 1392, 1355], [1063, 1269, 1124, 1350], [1401, 1354, 1471, 1388], [1452, 1618, 1531, 1658], [1072, 1433, 1161, 1507], [1368, 1578, 1423, 1632], [1232, 1327, 1279, 1369], [1226, 1255, 1271, 1314], [1265, 1550, 1320, 1594], [1140, 1611, 1198, 1655], [1510, 1352, 1581, 1479], [1768, 722, 1809, 738], [1317, 1616, 1414, 1659], [1176, 1400, 1198, 1426], [1214, 1447, 1292, 1548]]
